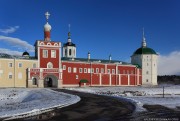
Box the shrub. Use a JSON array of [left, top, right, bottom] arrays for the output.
[[80, 79, 89, 83]]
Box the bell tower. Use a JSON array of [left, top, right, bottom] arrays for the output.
[[62, 24, 76, 58]]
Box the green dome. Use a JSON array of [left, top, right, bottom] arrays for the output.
[[133, 47, 157, 55]]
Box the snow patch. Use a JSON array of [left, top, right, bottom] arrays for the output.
[[66, 85, 180, 112], [0, 88, 80, 120]]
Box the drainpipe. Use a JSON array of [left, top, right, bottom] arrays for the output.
[[14, 58, 15, 88]]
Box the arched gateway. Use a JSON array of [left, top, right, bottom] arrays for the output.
[[44, 75, 58, 88]]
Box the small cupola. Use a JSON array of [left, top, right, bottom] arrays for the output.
[[22, 51, 30, 58]]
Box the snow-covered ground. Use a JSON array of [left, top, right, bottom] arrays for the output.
[[66, 84, 180, 112], [0, 88, 80, 120]]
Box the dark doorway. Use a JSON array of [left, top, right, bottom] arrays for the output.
[[44, 75, 58, 88], [44, 77, 53, 87]]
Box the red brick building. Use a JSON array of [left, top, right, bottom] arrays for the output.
[[27, 12, 142, 88]]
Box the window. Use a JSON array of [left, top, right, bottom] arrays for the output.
[[9, 63, 13, 67], [84, 68, 87, 73], [91, 68, 94, 73], [63, 65, 66, 70], [76, 75, 78, 79], [146, 79, 148, 82], [73, 68, 77, 73], [69, 49, 72, 56], [43, 50, 48, 58], [32, 78, 37, 85], [47, 62, 53, 68], [79, 68, 83, 73], [51, 50, 56, 58], [18, 72, 22, 79], [101, 68, 104, 73], [147, 63, 149, 66], [68, 67, 71, 73], [8, 72, 12, 79], [33, 63, 36, 68], [18, 63, 22, 68], [112, 69, 115, 74], [107, 69, 110, 74], [96, 68, 99, 73], [88, 68, 91, 73], [146, 71, 149, 75], [65, 49, 67, 56]]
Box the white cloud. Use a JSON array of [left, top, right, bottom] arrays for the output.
[[0, 48, 22, 56], [0, 26, 19, 34], [158, 51, 180, 75], [0, 35, 34, 52]]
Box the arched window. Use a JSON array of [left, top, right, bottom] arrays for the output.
[[47, 62, 53, 68], [69, 49, 72, 56], [65, 49, 67, 56], [32, 78, 37, 85]]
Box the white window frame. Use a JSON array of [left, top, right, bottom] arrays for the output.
[[68, 67, 71, 73], [73, 67, 77, 73], [63, 65, 66, 70], [47, 62, 53, 68], [84, 68, 87, 73], [112, 69, 115, 74], [96, 68, 99, 73], [88, 68, 91, 73], [107, 69, 111, 74], [101, 68, 104, 73], [76, 75, 79, 79], [91, 68, 94, 73], [8, 63, 13, 68], [18, 62, 22, 68], [79, 68, 83, 73], [43, 50, 48, 58], [8, 72, 12, 79], [51, 50, 56, 58]]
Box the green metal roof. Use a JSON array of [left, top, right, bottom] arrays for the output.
[[133, 47, 157, 55], [61, 57, 130, 65]]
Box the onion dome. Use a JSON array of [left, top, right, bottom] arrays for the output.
[[133, 47, 156, 55], [22, 51, 30, 57], [133, 29, 157, 55], [44, 22, 52, 31]]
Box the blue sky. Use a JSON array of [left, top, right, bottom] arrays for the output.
[[0, 0, 180, 75]]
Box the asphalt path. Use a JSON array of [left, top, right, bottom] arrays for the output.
[[12, 89, 136, 121]]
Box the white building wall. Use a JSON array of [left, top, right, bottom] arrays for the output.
[[131, 54, 158, 86], [63, 46, 76, 58]]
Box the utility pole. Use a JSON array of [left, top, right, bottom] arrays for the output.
[[163, 86, 164, 98]]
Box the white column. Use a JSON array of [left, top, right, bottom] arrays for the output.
[[137, 68, 139, 85], [109, 74, 111, 86], [119, 74, 121, 85], [99, 73, 102, 86], [128, 75, 130, 85]]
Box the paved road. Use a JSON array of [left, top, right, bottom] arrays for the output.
[[12, 89, 180, 121], [13, 89, 135, 121]]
